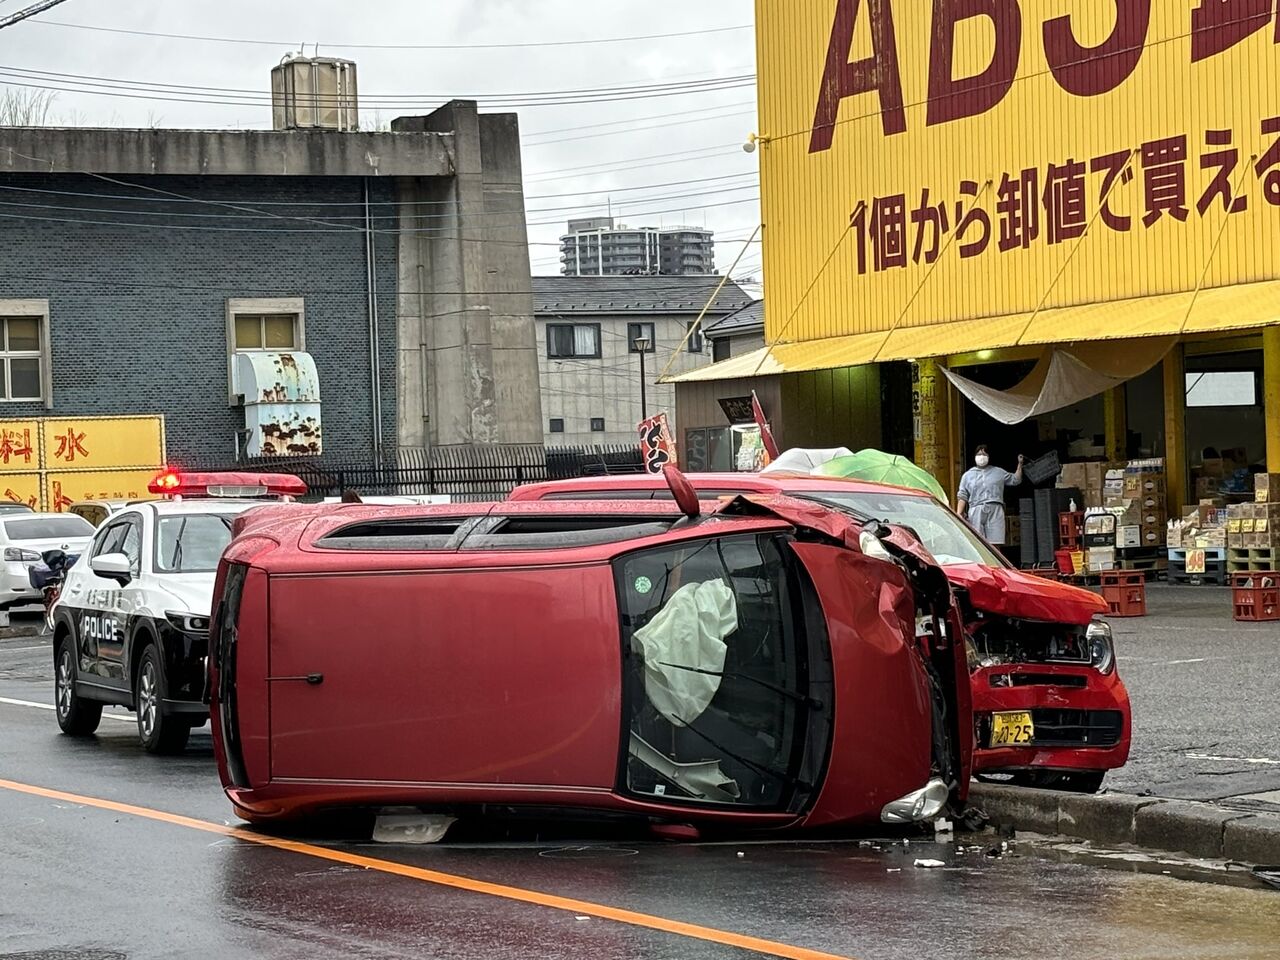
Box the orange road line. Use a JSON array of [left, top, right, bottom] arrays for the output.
[[0, 777, 854, 960]]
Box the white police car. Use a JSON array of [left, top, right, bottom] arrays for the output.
[[52, 471, 305, 753]]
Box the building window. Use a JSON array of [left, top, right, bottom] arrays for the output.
[[0, 301, 51, 405], [549, 418, 565, 433], [547, 323, 601, 359], [226, 297, 306, 401], [712, 339, 731, 363], [628, 322, 656, 353], [233, 314, 300, 351], [687, 321, 704, 353], [591, 418, 606, 432]]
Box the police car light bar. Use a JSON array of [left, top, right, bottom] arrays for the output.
[[148, 470, 308, 499]]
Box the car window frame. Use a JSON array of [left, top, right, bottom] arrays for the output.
[[152, 512, 236, 575]]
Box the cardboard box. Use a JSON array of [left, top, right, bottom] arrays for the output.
[[1257, 473, 1280, 503], [1259, 503, 1280, 520], [1107, 500, 1142, 526], [1085, 461, 1105, 492], [1006, 516, 1021, 546], [1058, 462, 1089, 490], [1125, 474, 1166, 496], [1118, 525, 1142, 548], [1198, 457, 1226, 477], [1195, 529, 1227, 548], [1139, 522, 1165, 546]]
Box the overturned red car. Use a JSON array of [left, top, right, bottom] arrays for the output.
[[510, 472, 1131, 793], [208, 488, 971, 831]]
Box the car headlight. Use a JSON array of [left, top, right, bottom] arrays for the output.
[[1087, 619, 1114, 675], [166, 611, 211, 634], [858, 529, 893, 561], [881, 778, 950, 823]]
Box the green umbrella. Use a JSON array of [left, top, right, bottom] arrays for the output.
[[812, 449, 950, 503]]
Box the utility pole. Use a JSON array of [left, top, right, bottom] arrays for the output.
[[0, 1, 75, 32]]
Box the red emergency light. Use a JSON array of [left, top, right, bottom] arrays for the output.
[[147, 470, 308, 499]]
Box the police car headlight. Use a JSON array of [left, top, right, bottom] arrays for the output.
[[1087, 619, 1114, 675], [166, 611, 211, 634]]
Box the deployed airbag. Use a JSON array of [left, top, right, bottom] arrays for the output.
[[631, 579, 737, 726]]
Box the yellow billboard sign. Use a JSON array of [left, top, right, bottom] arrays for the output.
[[0, 416, 165, 511], [757, 1, 1280, 345], [0, 473, 41, 511], [44, 471, 161, 513], [0, 422, 39, 473], [39, 416, 166, 470]]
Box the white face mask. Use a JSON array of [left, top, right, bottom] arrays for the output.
[[975, 454, 990, 468]]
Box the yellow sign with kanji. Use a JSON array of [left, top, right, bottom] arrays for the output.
[[39, 417, 166, 470], [756, 1, 1280, 344], [0, 422, 40, 473], [0, 416, 165, 511], [44, 470, 159, 513], [0, 473, 41, 511]]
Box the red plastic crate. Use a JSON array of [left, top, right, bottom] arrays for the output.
[[1058, 511, 1083, 548], [1100, 570, 1147, 618], [1232, 572, 1280, 622]]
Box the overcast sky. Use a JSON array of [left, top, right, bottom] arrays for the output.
[[0, 0, 762, 276]]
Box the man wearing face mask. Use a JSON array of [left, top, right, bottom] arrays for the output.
[[956, 444, 1025, 546]]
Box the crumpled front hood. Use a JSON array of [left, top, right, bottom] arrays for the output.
[[943, 563, 1106, 625]]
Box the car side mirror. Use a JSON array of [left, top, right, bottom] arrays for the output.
[[90, 552, 133, 585]]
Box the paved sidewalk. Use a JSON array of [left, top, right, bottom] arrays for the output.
[[1103, 583, 1280, 813]]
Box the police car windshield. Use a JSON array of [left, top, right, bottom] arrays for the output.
[[5, 516, 94, 540], [804, 490, 1004, 568], [155, 514, 234, 574]]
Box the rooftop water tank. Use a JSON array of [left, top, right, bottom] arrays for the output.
[[271, 54, 358, 132]]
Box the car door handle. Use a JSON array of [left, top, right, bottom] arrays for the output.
[[266, 673, 324, 685]]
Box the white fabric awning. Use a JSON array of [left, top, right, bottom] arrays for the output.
[[941, 338, 1175, 425]]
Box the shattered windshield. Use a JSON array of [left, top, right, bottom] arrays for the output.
[[808, 490, 1004, 568], [614, 533, 824, 809]]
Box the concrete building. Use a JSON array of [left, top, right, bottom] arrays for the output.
[[532, 276, 752, 446], [0, 100, 543, 465], [559, 218, 715, 276]]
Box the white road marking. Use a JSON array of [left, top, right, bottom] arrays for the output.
[[0, 695, 134, 722], [1167, 658, 1208, 665], [1, 645, 49, 653], [1186, 752, 1280, 766]]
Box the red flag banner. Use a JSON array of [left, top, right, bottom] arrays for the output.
[[751, 392, 780, 461], [638, 413, 678, 475]]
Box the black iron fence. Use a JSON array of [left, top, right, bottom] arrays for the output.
[[191, 444, 644, 502]]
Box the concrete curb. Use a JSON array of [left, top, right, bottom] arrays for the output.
[[971, 783, 1280, 865]]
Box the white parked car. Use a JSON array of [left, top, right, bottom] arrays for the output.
[[0, 512, 95, 610], [51, 471, 307, 754]]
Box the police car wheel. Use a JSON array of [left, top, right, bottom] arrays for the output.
[[55, 638, 102, 736], [135, 644, 190, 755]]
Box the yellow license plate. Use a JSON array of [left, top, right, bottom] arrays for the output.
[[991, 711, 1035, 747]]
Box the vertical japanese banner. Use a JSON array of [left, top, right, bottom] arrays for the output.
[[637, 413, 678, 475], [751, 391, 780, 462]]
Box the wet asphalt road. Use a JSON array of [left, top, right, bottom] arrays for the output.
[[3, 606, 1280, 960], [1106, 585, 1280, 803]]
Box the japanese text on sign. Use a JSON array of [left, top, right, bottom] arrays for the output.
[[851, 119, 1280, 275]]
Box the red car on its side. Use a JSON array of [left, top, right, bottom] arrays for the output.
[[510, 472, 1131, 793], [208, 492, 971, 831]]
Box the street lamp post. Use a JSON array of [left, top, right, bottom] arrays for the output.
[[634, 335, 651, 420]]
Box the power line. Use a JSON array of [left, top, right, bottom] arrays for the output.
[[3, 272, 760, 299], [21, 19, 753, 50], [0, 65, 756, 109], [0, 171, 758, 209], [0, 193, 760, 232]]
